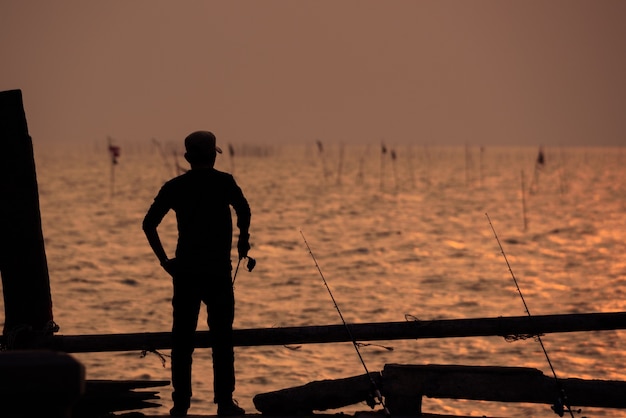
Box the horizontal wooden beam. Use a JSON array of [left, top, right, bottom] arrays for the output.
[[32, 311, 626, 353]]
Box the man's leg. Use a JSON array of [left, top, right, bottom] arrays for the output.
[[171, 278, 201, 413], [206, 280, 236, 405]]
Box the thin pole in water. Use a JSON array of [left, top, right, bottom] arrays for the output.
[[380, 141, 387, 191], [521, 170, 528, 231], [107, 136, 120, 198], [228, 143, 235, 175], [391, 149, 398, 192]]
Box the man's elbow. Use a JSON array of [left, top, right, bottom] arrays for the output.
[[142, 218, 156, 234]]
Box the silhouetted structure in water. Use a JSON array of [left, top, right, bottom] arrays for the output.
[[530, 146, 546, 194], [0, 89, 56, 346], [537, 146, 545, 166]]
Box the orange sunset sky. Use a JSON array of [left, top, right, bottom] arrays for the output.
[[2, 1, 625, 147]]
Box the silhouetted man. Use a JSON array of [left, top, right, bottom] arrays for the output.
[[143, 131, 251, 417]]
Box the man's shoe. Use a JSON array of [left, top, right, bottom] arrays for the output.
[[169, 405, 189, 417], [217, 400, 245, 416]]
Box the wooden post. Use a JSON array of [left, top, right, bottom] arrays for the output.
[[0, 89, 55, 346]]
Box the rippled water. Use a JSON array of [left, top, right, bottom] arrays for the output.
[[2, 142, 625, 417]]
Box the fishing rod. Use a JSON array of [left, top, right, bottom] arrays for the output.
[[486, 213, 577, 418], [232, 256, 256, 286], [300, 231, 390, 416]]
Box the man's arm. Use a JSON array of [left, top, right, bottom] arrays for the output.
[[143, 195, 175, 273], [144, 225, 177, 276], [143, 225, 168, 265], [230, 178, 251, 259]]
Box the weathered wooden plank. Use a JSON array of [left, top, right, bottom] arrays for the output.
[[253, 372, 382, 414], [35, 311, 626, 353], [383, 364, 626, 414], [73, 379, 170, 417], [83, 379, 169, 393], [253, 365, 626, 416]]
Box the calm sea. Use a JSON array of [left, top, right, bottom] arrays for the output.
[[2, 141, 625, 417]]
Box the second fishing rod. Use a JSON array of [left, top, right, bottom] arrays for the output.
[[486, 213, 579, 418], [300, 231, 390, 416]]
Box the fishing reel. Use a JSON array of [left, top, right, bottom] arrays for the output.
[[552, 397, 565, 417], [365, 386, 385, 409], [232, 256, 256, 286], [366, 388, 391, 417], [246, 256, 256, 272], [551, 395, 582, 417], [365, 390, 378, 409]]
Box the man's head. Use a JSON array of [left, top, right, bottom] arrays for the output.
[[184, 131, 222, 166]]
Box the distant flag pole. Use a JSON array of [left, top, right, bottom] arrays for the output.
[[336, 143, 345, 185], [479, 146, 485, 188], [356, 155, 365, 185], [108, 137, 120, 165], [536, 146, 545, 166], [228, 143, 236, 174], [465, 142, 471, 187], [173, 150, 187, 175], [316, 139, 329, 182], [107, 136, 120, 197], [391, 148, 398, 192], [530, 146, 544, 194], [407, 145, 416, 189], [380, 141, 387, 191], [152, 138, 174, 176], [316, 139, 324, 154], [521, 169, 528, 231]]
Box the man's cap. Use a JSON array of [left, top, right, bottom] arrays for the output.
[[184, 131, 222, 163]]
